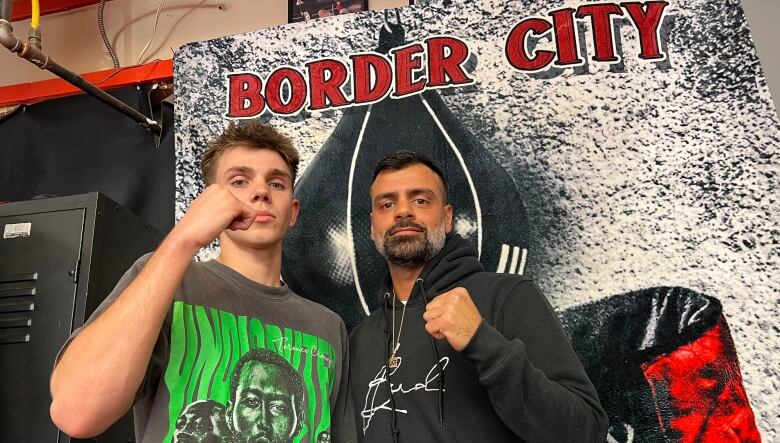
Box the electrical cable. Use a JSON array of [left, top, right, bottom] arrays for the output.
[[99, 0, 120, 68], [136, 0, 166, 65], [137, 0, 216, 65], [93, 58, 162, 85]]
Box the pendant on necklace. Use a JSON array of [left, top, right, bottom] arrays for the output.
[[388, 355, 400, 369]]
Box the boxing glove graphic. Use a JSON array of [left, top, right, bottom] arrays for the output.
[[560, 287, 761, 442]]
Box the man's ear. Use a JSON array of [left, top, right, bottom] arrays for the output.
[[296, 409, 305, 434], [288, 398, 304, 439], [225, 401, 234, 430], [289, 199, 301, 227], [444, 204, 453, 234]]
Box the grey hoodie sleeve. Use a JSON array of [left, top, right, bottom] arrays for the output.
[[460, 280, 608, 443]]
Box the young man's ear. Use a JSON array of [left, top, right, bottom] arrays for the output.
[[289, 199, 301, 227]]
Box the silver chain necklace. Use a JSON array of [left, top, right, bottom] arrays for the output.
[[389, 288, 408, 369]]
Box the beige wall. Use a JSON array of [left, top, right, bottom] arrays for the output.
[[0, 0, 406, 88], [1, 0, 777, 111], [742, 0, 780, 111]]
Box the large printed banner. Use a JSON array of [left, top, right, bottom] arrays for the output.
[[175, 0, 779, 441]]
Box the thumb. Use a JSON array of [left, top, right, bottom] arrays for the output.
[[228, 206, 256, 231]]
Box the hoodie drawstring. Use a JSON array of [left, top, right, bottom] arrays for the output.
[[382, 292, 400, 443], [417, 278, 446, 427], [382, 278, 448, 442]]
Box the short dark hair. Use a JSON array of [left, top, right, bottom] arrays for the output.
[[229, 348, 304, 410], [201, 120, 300, 185], [372, 150, 448, 200]]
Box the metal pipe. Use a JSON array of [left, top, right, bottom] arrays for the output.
[[0, 0, 11, 22], [0, 19, 161, 135]]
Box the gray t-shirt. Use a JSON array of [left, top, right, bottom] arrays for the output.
[[58, 254, 356, 443]]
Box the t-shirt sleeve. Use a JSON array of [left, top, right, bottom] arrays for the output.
[[51, 252, 169, 402]]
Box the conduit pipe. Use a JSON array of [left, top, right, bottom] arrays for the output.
[[0, 19, 161, 135]]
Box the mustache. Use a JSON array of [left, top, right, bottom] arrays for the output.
[[386, 220, 427, 236]]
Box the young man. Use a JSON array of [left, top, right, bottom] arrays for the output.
[[349, 150, 608, 442], [50, 121, 356, 443]]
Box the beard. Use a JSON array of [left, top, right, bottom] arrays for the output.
[[372, 219, 447, 269]]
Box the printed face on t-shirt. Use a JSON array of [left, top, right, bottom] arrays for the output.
[[173, 400, 229, 443], [230, 361, 300, 443]]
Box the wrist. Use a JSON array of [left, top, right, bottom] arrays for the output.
[[461, 319, 486, 354], [161, 228, 204, 257], [460, 321, 516, 376]]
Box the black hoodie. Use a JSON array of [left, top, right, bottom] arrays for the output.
[[349, 235, 608, 442]]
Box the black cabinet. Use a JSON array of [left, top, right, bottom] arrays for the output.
[[0, 193, 164, 442]]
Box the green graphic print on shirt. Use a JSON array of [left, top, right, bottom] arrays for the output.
[[162, 301, 336, 443]]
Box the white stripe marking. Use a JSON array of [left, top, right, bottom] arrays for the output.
[[496, 244, 510, 273], [347, 106, 373, 316], [517, 248, 527, 275], [508, 246, 520, 274]]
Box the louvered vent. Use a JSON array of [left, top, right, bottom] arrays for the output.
[[0, 272, 37, 345]]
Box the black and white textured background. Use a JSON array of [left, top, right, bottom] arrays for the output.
[[175, 0, 780, 438]]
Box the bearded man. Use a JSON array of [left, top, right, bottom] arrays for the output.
[[348, 150, 608, 443]]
